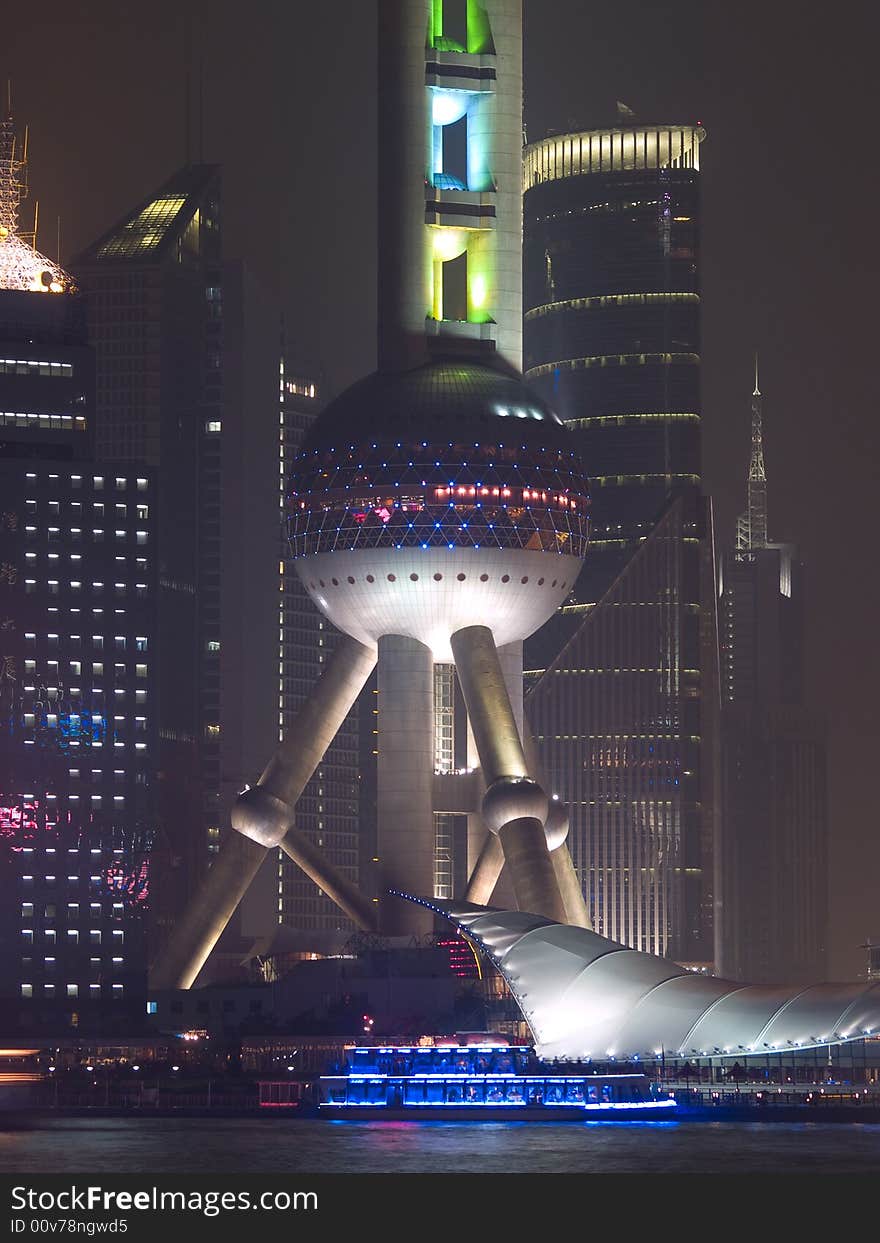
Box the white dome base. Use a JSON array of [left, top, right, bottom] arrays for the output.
[[295, 547, 583, 660]]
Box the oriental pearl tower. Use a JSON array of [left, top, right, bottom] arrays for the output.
[[153, 0, 591, 990]]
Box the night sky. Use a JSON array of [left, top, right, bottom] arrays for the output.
[[4, 0, 877, 974]]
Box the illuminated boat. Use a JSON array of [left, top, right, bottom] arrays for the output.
[[319, 1037, 677, 1119]]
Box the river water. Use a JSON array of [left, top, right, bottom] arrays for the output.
[[1, 1116, 879, 1174]]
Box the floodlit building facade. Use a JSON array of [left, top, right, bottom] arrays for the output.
[[522, 119, 717, 965]]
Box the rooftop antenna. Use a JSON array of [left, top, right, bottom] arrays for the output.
[[184, 18, 192, 165], [197, 55, 204, 163], [736, 350, 768, 552]]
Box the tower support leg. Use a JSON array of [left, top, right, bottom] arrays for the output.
[[522, 728, 592, 930], [551, 843, 591, 930], [450, 625, 567, 923], [463, 831, 504, 906], [150, 636, 377, 990]]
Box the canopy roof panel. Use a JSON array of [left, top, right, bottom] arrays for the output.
[[397, 894, 880, 1060]]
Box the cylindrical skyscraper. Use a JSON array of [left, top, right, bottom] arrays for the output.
[[522, 122, 715, 966], [523, 122, 704, 604]]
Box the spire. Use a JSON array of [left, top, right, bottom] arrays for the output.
[[737, 353, 768, 551]]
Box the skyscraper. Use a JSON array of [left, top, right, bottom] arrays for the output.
[[73, 170, 279, 963], [523, 121, 704, 607], [717, 364, 827, 983], [0, 110, 156, 1030], [522, 120, 716, 964]]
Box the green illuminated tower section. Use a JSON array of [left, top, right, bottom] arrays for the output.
[[378, 0, 522, 374]]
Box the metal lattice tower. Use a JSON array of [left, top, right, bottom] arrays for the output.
[[0, 102, 73, 294], [0, 106, 26, 239]]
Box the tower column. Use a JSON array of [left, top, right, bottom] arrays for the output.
[[465, 639, 522, 902], [452, 625, 566, 922], [377, 0, 433, 371], [377, 634, 436, 934]]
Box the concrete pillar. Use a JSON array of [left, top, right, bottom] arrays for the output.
[[466, 640, 522, 900], [149, 832, 269, 991], [377, 634, 436, 934], [452, 625, 566, 922], [523, 727, 592, 929], [464, 831, 504, 905], [551, 842, 592, 930]]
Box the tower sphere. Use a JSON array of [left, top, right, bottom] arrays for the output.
[[287, 360, 590, 659]]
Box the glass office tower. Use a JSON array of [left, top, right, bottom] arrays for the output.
[[523, 123, 716, 965]]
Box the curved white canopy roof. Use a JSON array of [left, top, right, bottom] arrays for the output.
[[398, 894, 880, 1061]]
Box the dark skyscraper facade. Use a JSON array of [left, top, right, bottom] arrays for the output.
[[73, 167, 224, 946], [522, 123, 717, 965], [717, 370, 827, 983], [73, 169, 280, 969]]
